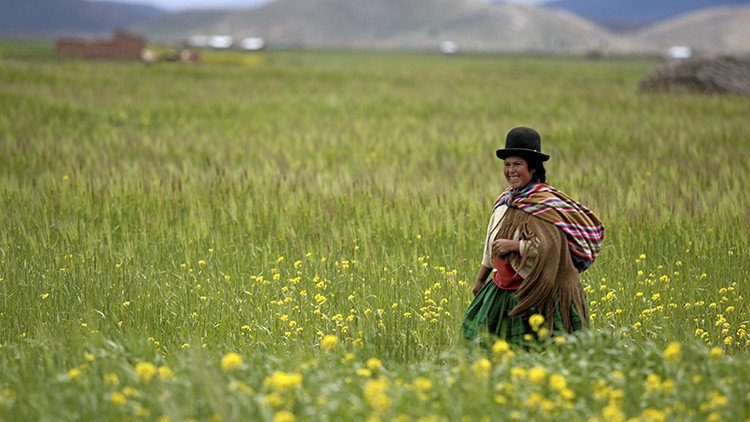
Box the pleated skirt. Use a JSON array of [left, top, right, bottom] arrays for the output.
[[461, 281, 585, 345]]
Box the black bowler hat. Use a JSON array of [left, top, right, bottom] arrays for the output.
[[496, 127, 550, 162]]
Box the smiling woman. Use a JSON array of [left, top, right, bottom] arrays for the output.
[[462, 127, 604, 346]]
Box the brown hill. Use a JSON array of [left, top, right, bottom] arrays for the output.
[[388, 3, 635, 53], [131, 0, 635, 54], [630, 5, 750, 55]]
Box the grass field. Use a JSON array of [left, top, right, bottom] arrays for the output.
[[1, 44, 749, 421]]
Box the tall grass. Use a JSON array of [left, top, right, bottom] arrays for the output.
[[1, 48, 748, 420]]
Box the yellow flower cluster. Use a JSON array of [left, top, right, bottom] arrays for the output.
[[265, 371, 303, 392], [471, 358, 491, 379], [135, 362, 156, 382], [363, 377, 391, 413], [663, 342, 681, 362], [491, 339, 515, 359], [221, 352, 243, 372], [321, 335, 338, 350]]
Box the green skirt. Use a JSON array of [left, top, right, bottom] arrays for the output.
[[462, 281, 585, 345]]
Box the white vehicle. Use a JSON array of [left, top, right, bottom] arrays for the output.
[[208, 35, 234, 49], [439, 41, 458, 55], [240, 37, 266, 51], [667, 46, 692, 60]]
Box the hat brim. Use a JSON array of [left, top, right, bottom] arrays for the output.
[[496, 148, 550, 162]]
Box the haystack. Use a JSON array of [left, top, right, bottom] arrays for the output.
[[639, 55, 750, 95]]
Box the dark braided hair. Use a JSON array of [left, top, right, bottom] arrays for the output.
[[526, 157, 547, 184]]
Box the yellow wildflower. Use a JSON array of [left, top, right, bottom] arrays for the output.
[[158, 366, 174, 379], [110, 392, 126, 406], [548, 373, 567, 391], [321, 335, 338, 351], [644, 373, 662, 392], [265, 371, 303, 392], [641, 408, 666, 422], [266, 392, 283, 407], [560, 388, 575, 401], [529, 314, 545, 331], [221, 353, 243, 372], [366, 357, 383, 370], [602, 403, 625, 422], [274, 411, 296, 422], [67, 367, 82, 380], [104, 373, 119, 386], [510, 367, 526, 380], [527, 367, 547, 384], [413, 377, 432, 392], [363, 378, 391, 412], [492, 339, 511, 355], [135, 362, 156, 382], [663, 342, 681, 362], [471, 358, 491, 378], [356, 368, 373, 377], [709, 347, 724, 359], [707, 391, 728, 408], [122, 386, 139, 397]]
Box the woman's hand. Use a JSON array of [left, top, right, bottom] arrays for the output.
[[472, 266, 492, 296], [492, 239, 520, 256], [472, 280, 485, 296]]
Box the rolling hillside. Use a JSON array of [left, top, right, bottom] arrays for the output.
[[630, 5, 750, 55], [5, 0, 746, 55], [533, 0, 750, 31], [131, 0, 634, 54]]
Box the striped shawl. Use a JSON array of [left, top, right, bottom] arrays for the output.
[[495, 183, 604, 271]]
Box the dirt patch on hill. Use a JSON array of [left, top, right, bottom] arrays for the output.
[[639, 55, 750, 95]]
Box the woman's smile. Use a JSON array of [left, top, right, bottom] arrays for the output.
[[503, 156, 534, 189]]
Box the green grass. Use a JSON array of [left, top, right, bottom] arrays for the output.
[[1, 46, 749, 421]]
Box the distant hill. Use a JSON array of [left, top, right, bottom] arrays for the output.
[[6, 0, 748, 56], [131, 0, 635, 54], [0, 0, 165, 38], [498, 0, 750, 32], [630, 5, 750, 56]]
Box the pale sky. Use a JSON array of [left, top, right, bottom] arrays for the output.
[[97, 0, 271, 11], [95, 0, 546, 12]]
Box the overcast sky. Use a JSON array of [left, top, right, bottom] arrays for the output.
[[96, 0, 546, 12], [100, 0, 270, 11]]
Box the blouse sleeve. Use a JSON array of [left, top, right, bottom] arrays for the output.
[[512, 237, 539, 279]]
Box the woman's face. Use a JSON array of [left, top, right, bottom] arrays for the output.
[[503, 156, 535, 190]]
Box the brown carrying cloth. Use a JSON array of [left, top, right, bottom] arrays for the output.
[[497, 207, 589, 332]]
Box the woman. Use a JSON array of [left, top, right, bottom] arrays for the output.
[[462, 127, 604, 345]]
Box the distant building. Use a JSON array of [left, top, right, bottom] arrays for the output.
[[188, 35, 235, 49], [240, 37, 266, 51], [439, 41, 458, 55], [208, 35, 234, 49], [55, 31, 145, 60], [668, 46, 693, 60]]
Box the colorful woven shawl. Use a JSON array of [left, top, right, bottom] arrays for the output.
[[494, 183, 604, 271]]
